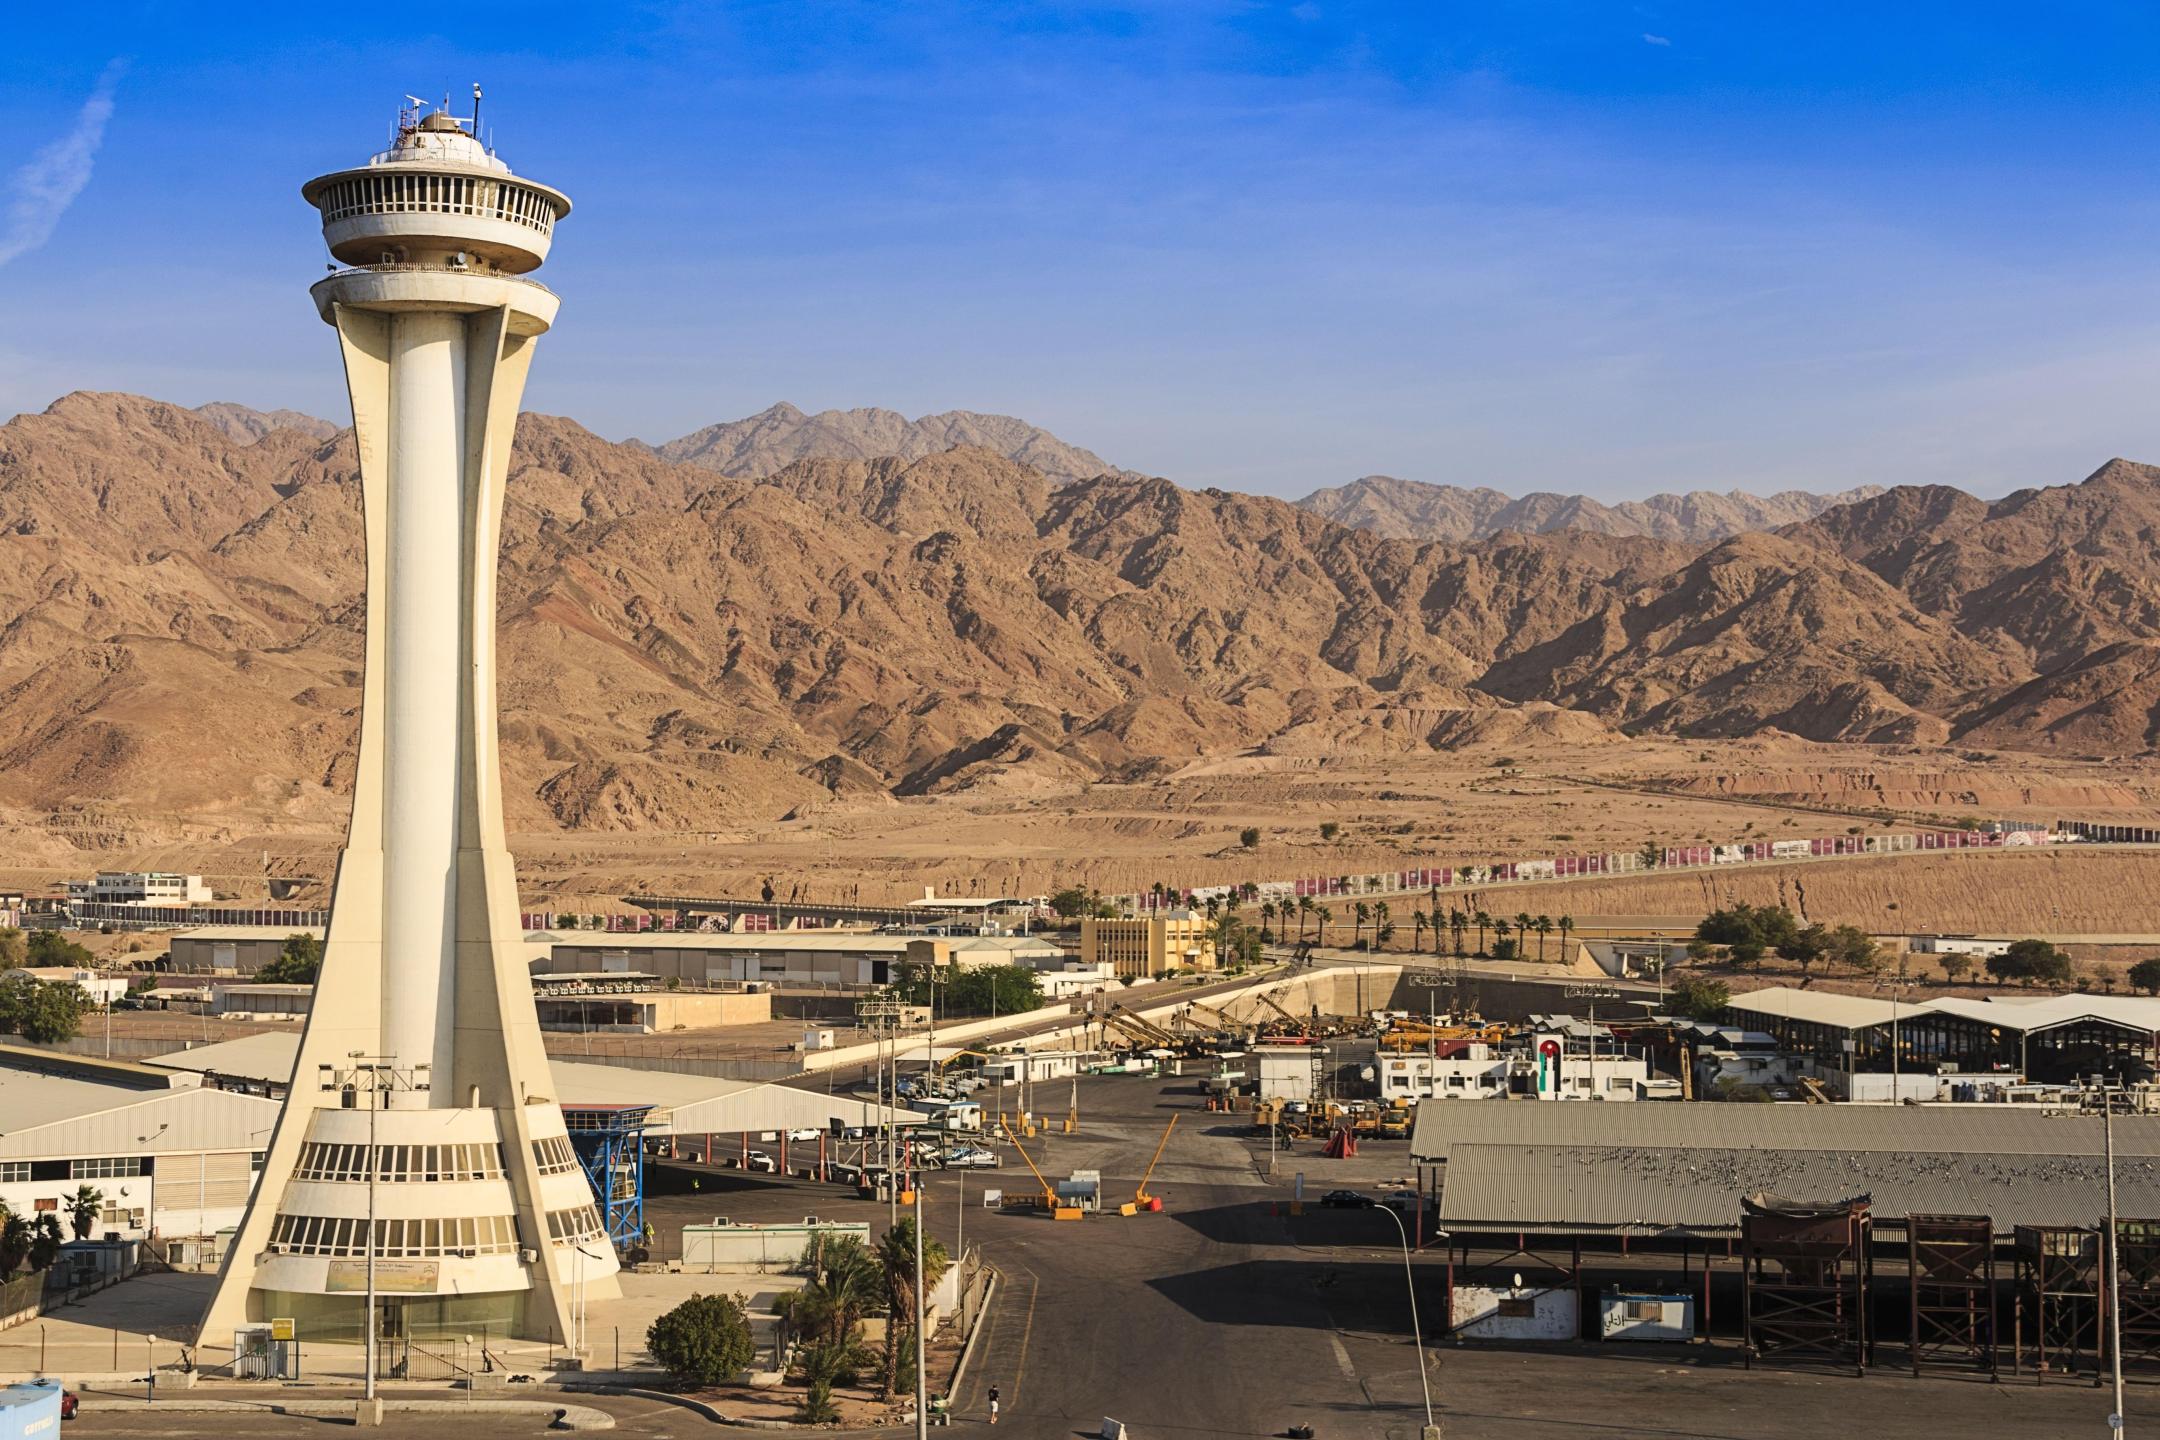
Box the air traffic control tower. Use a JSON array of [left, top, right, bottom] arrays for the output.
[[199, 96, 618, 1352]]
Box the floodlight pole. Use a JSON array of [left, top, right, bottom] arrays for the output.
[[2105, 1079, 2126, 1436], [1375, 1204, 1439, 1439]]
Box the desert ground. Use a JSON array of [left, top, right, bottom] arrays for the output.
[[9, 740, 2160, 938]]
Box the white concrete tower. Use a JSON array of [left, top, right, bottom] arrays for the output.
[[199, 97, 617, 1354]]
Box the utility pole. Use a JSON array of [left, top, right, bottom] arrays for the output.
[[2105, 1077, 2126, 1436], [914, 1181, 929, 1440], [1565, 984, 1618, 1101], [344, 1050, 401, 1403]]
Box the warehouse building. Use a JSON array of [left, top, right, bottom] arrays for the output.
[[0, 1067, 282, 1242], [168, 925, 326, 975], [1721, 986, 2160, 1084], [1411, 1101, 2160, 1239], [145, 1033, 912, 1143]]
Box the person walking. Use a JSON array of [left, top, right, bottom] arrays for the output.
[[987, 1385, 999, 1425]]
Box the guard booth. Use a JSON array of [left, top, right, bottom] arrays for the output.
[[232, 1320, 300, 1379], [1057, 1170, 1101, 1214]]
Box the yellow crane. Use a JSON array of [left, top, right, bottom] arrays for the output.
[[1123, 1114, 1179, 1215]]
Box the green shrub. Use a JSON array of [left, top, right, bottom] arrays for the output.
[[647, 1292, 755, 1387]]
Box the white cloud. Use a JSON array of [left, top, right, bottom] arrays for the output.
[[0, 62, 124, 269], [1642, 33, 1672, 47]]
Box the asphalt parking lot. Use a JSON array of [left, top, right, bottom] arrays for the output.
[[641, 1069, 2159, 1438]]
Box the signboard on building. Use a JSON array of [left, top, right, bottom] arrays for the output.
[[270, 1317, 296, 1341], [324, 1260, 439, 1294]]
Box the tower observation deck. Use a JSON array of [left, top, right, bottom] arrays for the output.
[[199, 95, 616, 1357]]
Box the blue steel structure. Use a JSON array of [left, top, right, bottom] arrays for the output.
[[562, 1103, 656, 1251]]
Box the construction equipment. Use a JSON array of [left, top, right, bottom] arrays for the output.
[[1798, 1075, 1832, 1104], [1253, 989, 1305, 1032], [999, 1118, 1077, 1219], [1103, 1006, 1179, 1052], [934, 1048, 999, 1073], [1123, 1114, 1179, 1215]]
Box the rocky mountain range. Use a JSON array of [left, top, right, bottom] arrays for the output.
[[1297, 473, 1888, 544], [4, 390, 2158, 834], [645, 401, 1120, 486]]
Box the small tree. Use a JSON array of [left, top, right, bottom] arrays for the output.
[[1319, 822, 1340, 842], [1239, 827, 1261, 849], [1047, 888, 1089, 919], [256, 933, 324, 985], [647, 1292, 756, 1388], [0, 1211, 29, 1275], [1671, 974, 1731, 1021], [2131, 958, 2160, 996], [27, 1215, 62, 1271], [67, 1186, 103, 1241], [1940, 954, 1974, 986], [0, 927, 23, 969]]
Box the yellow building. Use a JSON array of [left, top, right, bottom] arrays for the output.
[[1081, 915, 1213, 978]]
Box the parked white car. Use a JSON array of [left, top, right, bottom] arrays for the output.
[[945, 1147, 1001, 1169], [785, 1127, 822, 1142], [744, 1150, 777, 1174]]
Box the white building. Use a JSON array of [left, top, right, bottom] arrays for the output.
[[0, 1070, 281, 1240], [66, 872, 214, 906], [1032, 962, 1117, 999], [1378, 1044, 1650, 1101], [1911, 935, 2014, 958], [20, 968, 129, 1007], [1255, 1044, 1328, 1102]]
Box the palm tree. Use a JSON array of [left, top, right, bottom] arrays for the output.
[[1297, 896, 1314, 941], [1473, 910, 1491, 956], [1534, 915, 1554, 962], [1558, 914, 1574, 957], [1448, 907, 1467, 958], [66, 1185, 102, 1242], [1514, 912, 1534, 957], [1493, 918, 1512, 956], [1352, 901, 1370, 950], [0, 1211, 29, 1276], [1313, 905, 1332, 948], [1259, 901, 1277, 943], [1411, 909, 1428, 954], [1373, 901, 1391, 952], [876, 1217, 951, 1399]]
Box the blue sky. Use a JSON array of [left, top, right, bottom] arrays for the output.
[[6, 3, 2160, 500]]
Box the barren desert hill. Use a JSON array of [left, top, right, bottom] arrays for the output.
[[11, 391, 2160, 836], [648, 401, 1121, 487], [1299, 472, 1888, 544]]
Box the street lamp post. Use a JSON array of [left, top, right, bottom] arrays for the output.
[[2104, 1079, 2127, 1436], [1372, 1205, 1441, 1440], [1566, 984, 1619, 1101], [914, 1182, 929, 1440]]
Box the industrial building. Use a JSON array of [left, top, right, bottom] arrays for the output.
[[167, 925, 325, 974], [0, 1066, 281, 1242], [1719, 986, 2160, 1084], [145, 1032, 912, 1148], [1411, 1102, 2160, 1238], [1080, 914, 1212, 979], [529, 973, 772, 1031]]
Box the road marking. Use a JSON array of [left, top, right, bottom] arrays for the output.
[[1329, 1333, 1357, 1384], [1006, 1261, 1040, 1405]]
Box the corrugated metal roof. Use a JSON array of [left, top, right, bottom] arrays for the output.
[[172, 925, 325, 940], [1436, 1142, 2160, 1236], [1411, 1098, 2160, 1162], [0, 1078, 279, 1159], [1722, 987, 1902, 1030], [148, 1032, 911, 1135], [1924, 994, 2160, 1036]]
